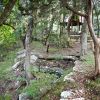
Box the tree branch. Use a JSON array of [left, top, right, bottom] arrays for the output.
[[86, 0, 98, 44], [3, 23, 16, 30], [0, 0, 16, 25], [60, 0, 87, 17]]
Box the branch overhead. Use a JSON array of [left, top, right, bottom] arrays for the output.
[[60, 0, 87, 17]]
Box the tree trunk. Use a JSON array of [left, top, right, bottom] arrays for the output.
[[24, 16, 33, 84], [44, 17, 54, 46], [80, 19, 87, 56], [94, 44, 100, 76], [86, 0, 100, 76]]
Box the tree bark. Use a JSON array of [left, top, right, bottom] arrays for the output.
[[80, 19, 87, 56], [24, 16, 34, 84], [94, 44, 100, 76]]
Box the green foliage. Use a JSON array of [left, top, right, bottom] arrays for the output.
[[0, 25, 16, 49], [31, 41, 44, 49], [72, 15, 79, 21], [49, 34, 59, 46]]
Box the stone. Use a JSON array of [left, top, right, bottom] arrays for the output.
[[51, 67, 64, 78], [12, 61, 23, 70], [72, 97, 85, 100], [30, 55, 38, 64], [39, 66, 63, 77], [61, 90, 73, 99], [19, 93, 30, 100], [14, 80, 26, 89], [17, 53, 25, 60], [17, 52, 38, 64], [17, 50, 26, 55], [15, 81, 21, 88], [64, 72, 75, 82]]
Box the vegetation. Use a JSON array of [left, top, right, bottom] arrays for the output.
[[0, 0, 100, 99]]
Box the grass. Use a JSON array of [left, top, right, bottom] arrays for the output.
[[0, 49, 19, 79], [21, 66, 73, 99], [0, 51, 18, 100], [49, 47, 59, 53], [86, 77, 100, 88], [0, 94, 11, 100], [22, 72, 57, 98], [41, 68, 73, 100], [85, 77, 100, 99], [81, 51, 94, 66], [31, 41, 44, 49]]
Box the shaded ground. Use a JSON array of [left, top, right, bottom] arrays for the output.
[[31, 42, 81, 57], [1, 41, 99, 100]]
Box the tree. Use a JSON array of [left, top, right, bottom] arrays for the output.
[[18, 0, 34, 84], [61, 0, 100, 76], [24, 16, 34, 84]]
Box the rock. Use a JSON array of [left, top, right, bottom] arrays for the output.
[[61, 90, 73, 99], [39, 66, 63, 77], [39, 66, 50, 73], [72, 97, 85, 100], [17, 50, 36, 59], [17, 53, 38, 64], [19, 93, 31, 100], [17, 53, 25, 60], [60, 99, 66, 100], [51, 67, 64, 78], [30, 55, 38, 64], [64, 72, 75, 82], [12, 61, 23, 70], [15, 80, 26, 89], [17, 50, 26, 55], [15, 81, 20, 88]]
